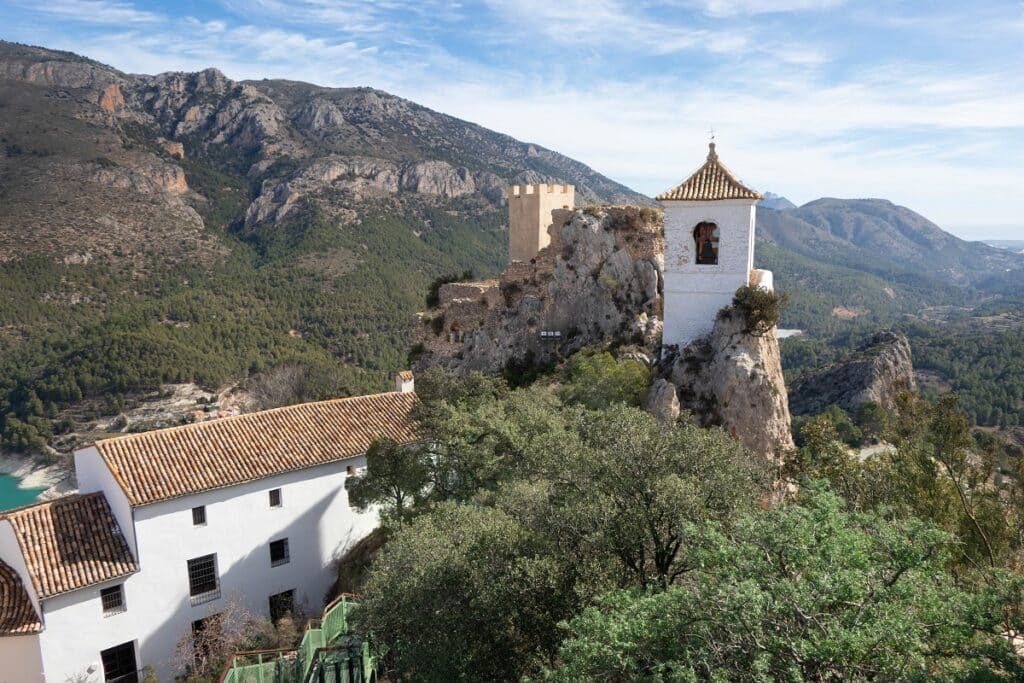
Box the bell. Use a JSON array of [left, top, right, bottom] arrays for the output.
[[699, 237, 717, 263]]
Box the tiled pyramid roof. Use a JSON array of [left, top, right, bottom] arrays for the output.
[[95, 391, 422, 506], [2, 493, 137, 599], [657, 143, 763, 201], [0, 559, 42, 634]]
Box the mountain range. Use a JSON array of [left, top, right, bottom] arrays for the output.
[[0, 40, 1021, 454]]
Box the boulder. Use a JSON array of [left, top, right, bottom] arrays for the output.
[[645, 378, 680, 423]]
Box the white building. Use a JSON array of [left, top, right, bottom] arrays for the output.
[[658, 142, 773, 347], [0, 382, 419, 682]]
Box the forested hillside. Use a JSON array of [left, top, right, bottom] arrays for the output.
[[0, 41, 644, 454]]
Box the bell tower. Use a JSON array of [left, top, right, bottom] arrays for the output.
[[658, 142, 769, 348]]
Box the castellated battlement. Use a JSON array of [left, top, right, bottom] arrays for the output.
[[508, 183, 575, 262], [509, 183, 574, 197]]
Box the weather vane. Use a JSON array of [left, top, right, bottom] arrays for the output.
[[708, 127, 716, 143]]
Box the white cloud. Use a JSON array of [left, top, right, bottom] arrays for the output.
[[16, 0, 162, 24], [700, 0, 846, 18]]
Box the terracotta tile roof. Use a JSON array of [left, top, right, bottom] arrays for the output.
[[0, 559, 42, 635], [657, 143, 763, 201], [2, 494, 137, 600], [397, 370, 414, 381], [96, 391, 422, 507]]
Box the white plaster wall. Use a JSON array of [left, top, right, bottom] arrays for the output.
[[37, 581, 139, 683], [661, 199, 757, 347], [0, 634, 44, 683], [75, 447, 137, 557], [30, 456, 376, 681], [0, 520, 41, 616]]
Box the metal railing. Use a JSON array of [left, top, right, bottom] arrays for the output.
[[219, 595, 372, 683]]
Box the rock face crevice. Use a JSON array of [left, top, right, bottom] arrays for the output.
[[788, 331, 916, 416], [416, 207, 794, 459]]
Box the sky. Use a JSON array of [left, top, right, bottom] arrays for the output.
[[2, 0, 1023, 240]]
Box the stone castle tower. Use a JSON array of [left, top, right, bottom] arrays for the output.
[[657, 142, 772, 347], [508, 183, 575, 262]]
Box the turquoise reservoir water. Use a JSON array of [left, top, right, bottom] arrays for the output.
[[0, 474, 44, 512]]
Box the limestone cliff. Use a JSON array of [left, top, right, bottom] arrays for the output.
[[788, 331, 916, 415], [659, 309, 795, 458], [415, 207, 794, 459]]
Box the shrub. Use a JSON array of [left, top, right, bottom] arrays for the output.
[[731, 285, 787, 335], [425, 269, 473, 308]]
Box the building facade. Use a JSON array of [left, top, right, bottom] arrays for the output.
[[0, 384, 419, 682], [658, 142, 772, 347]]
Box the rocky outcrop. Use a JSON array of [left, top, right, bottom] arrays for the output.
[[414, 207, 665, 372], [788, 331, 916, 416], [244, 156, 483, 228], [98, 83, 126, 114], [157, 138, 185, 159], [79, 158, 189, 196], [293, 99, 346, 132], [659, 309, 795, 458], [0, 58, 123, 90]]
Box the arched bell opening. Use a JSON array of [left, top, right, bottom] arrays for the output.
[[693, 221, 719, 265]]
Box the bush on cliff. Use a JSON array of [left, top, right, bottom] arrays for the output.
[[730, 284, 788, 335]]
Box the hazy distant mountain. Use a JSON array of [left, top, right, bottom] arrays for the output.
[[758, 192, 796, 210], [756, 198, 1024, 330], [987, 240, 1024, 254]]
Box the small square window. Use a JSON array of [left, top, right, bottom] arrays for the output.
[[269, 488, 282, 508], [346, 465, 355, 475], [101, 584, 126, 616], [269, 538, 290, 567], [192, 506, 206, 526]]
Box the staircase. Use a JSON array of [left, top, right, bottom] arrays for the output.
[[217, 595, 377, 683]]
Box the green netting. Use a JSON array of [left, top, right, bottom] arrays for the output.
[[223, 599, 373, 683], [221, 654, 299, 683], [322, 597, 351, 643]]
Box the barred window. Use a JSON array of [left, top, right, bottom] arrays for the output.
[[269, 589, 295, 623], [269, 488, 282, 508], [192, 506, 206, 526], [187, 554, 220, 605], [101, 584, 126, 616], [269, 538, 290, 567]]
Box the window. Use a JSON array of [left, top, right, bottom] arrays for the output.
[[187, 554, 220, 605], [693, 222, 719, 265], [346, 465, 355, 475], [269, 589, 295, 623], [269, 538, 290, 567], [191, 614, 220, 668], [100, 641, 138, 682], [101, 584, 126, 616], [269, 488, 282, 507], [192, 505, 206, 526]]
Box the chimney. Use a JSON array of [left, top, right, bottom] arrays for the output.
[[395, 370, 415, 393]]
